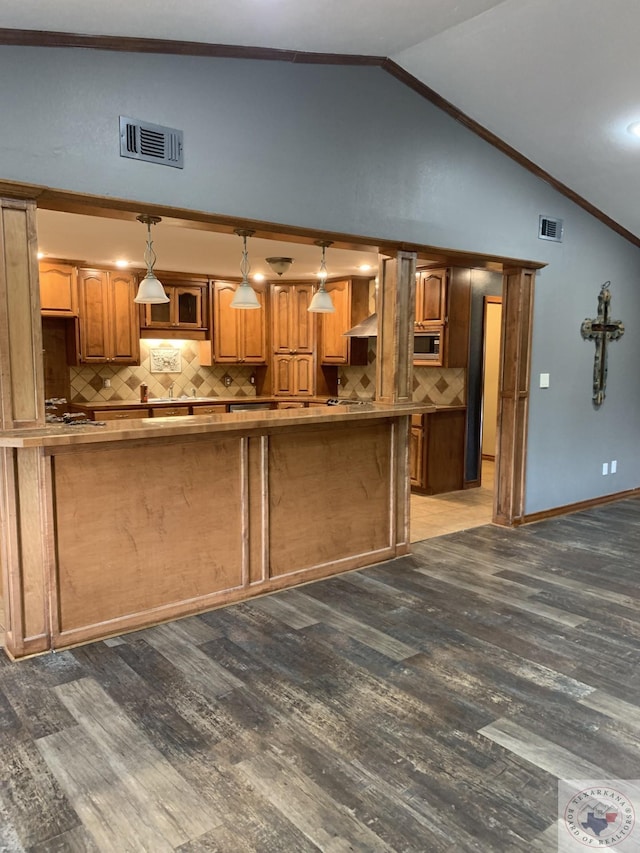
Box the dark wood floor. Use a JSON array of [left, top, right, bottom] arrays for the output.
[[1, 497, 640, 852]]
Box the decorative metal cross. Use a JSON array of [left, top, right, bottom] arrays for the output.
[[580, 281, 624, 407]]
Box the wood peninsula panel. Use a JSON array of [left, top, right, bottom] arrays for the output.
[[53, 436, 245, 640], [0, 446, 54, 658], [268, 421, 393, 576]]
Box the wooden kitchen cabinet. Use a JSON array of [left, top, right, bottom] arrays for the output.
[[271, 283, 315, 354], [271, 282, 316, 397], [213, 280, 267, 363], [414, 267, 471, 368], [319, 277, 370, 365], [77, 269, 139, 364], [39, 261, 78, 315], [98, 408, 150, 421], [409, 422, 425, 488], [410, 409, 466, 495], [149, 405, 190, 417], [415, 268, 447, 327], [273, 354, 314, 397], [140, 280, 208, 338], [191, 403, 227, 415]]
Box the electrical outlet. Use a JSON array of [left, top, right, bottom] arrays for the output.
[[223, 374, 232, 388], [611, 460, 617, 474], [602, 462, 609, 475], [249, 374, 256, 386], [102, 378, 111, 389]]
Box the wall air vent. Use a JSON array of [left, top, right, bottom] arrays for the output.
[[538, 215, 563, 242], [119, 116, 184, 169]]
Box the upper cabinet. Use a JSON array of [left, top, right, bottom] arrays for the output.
[[212, 280, 267, 364], [414, 267, 471, 368], [39, 262, 78, 316], [77, 269, 139, 364], [319, 278, 371, 366], [271, 283, 315, 354], [140, 279, 208, 339], [415, 268, 447, 327]]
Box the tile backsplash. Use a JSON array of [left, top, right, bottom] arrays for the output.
[[70, 339, 466, 405], [70, 340, 257, 402], [338, 340, 466, 405]]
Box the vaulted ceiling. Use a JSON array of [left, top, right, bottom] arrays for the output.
[[3, 0, 640, 251]]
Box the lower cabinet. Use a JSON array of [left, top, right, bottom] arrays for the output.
[[191, 404, 227, 415], [273, 354, 314, 396], [410, 408, 466, 495], [98, 409, 150, 421], [149, 406, 191, 417]]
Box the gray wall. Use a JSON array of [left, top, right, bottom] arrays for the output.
[[1, 45, 639, 515]]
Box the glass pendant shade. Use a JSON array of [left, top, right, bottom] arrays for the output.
[[308, 240, 335, 313], [232, 228, 261, 309], [134, 214, 169, 304], [308, 285, 335, 313], [231, 279, 261, 309], [134, 271, 169, 304]]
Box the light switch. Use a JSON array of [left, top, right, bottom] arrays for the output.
[[539, 373, 550, 388]]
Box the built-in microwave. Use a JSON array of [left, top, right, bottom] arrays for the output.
[[413, 330, 442, 364]]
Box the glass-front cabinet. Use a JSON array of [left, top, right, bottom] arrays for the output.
[[141, 282, 207, 335]]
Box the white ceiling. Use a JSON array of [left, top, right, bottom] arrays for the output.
[[7, 0, 640, 244], [36, 210, 379, 280]]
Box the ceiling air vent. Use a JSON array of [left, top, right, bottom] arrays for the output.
[[538, 215, 563, 242], [119, 116, 184, 169]]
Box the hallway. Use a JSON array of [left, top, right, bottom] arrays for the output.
[[411, 460, 495, 542]]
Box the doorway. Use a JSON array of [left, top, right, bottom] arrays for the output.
[[481, 296, 503, 463], [410, 283, 504, 542]]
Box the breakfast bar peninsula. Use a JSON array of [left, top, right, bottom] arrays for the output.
[[0, 198, 421, 659], [0, 402, 428, 659]]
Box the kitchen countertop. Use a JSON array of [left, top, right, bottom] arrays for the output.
[[0, 401, 436, 448], [69, 397, 465, 410]]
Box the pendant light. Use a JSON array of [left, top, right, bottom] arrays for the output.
[[134, 215, 169, 304], [231, 229, 261, 309], [308, 240, 335, 313]]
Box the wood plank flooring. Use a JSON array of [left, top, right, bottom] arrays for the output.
[[1, 496, 640, 851]]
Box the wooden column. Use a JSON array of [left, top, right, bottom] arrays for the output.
[[494, 267, 536, 526], [376, 250, 416, 553], [376, 251, 416, 404], [0, 198, 44, 429], [0, 198, 51, 657]]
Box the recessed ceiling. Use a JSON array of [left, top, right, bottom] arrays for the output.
[[36, 210, 379, 280], [5, 0, 640, 238]]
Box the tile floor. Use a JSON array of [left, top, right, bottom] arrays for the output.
[[410, 459, 495, 542]]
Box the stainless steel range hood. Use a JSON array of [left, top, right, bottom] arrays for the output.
[[342, 312, 378, 337]]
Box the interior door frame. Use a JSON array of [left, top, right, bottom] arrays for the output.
[[493, 267, 536, 526]]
